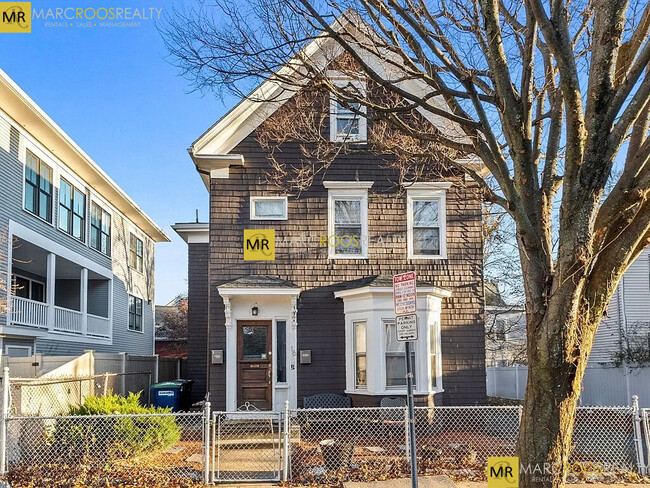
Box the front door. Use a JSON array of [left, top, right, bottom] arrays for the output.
[[237, 321, 272, 410]]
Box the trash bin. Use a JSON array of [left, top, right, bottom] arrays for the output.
[[150, 379, 194, 412]]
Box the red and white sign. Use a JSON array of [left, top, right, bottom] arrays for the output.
[[393, 271, 417, 316]]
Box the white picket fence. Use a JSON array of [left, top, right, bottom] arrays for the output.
[[487, 364, 650, 407]]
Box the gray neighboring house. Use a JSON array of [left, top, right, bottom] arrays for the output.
[[484, 282, 526, 367], [0, 68, 170, 358]]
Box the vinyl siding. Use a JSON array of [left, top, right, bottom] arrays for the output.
[[590, 248, 650, 365], [0, 107, 155, 356]]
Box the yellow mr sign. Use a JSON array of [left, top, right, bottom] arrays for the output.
[[243, 229, 275, 261]]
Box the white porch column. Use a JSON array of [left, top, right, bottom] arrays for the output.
[[46, 253, 56, 331], [80, 267, 88, 335]]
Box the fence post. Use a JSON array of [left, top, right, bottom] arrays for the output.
[[204, 401, 211, 484], [515, 365, 520, 400], [0, 366, 10, 475], [153, 354, 159, 384], [283, 400, 290, 481], [119, 352, 127, 396], [632, 395, 647, 475]]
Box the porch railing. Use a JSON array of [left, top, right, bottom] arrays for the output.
[[87, 314, 110, 338], [54, 306, 82, 334], [10, 296, 48, 329]]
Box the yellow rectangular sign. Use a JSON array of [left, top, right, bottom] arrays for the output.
[[243, 229, 275, 260], [0, 2, 31, 33], [488, 457, 519, 488]]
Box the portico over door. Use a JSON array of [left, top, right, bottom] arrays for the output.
[[237, 320, 272, 410]]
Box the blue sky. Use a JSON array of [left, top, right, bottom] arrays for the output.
[[1, 1, 236, 303]]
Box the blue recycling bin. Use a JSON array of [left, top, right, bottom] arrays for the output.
[[150, 379, 193, 412]]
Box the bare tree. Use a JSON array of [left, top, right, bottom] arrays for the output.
[[161, 0, 650, 485]]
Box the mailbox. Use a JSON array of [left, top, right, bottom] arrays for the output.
[[300, 350, 312, 364], [211, 349, 224, 364]]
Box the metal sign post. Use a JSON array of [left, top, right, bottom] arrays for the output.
[[393, 272, 418, 488]]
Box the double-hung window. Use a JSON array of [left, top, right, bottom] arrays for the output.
[[406, 184, 449, 259], [129, 233, 143, 272], [325, 182, 372, 259], [24, 150, 53, 223], [250, 196, 287, 220], [385, 320, 416, 388], [128, 295, 143, 332], [90, 203, 111, 256], [59, 178, 86, 241], [329, 77, 367, 142], [354, 321, 367, 389]]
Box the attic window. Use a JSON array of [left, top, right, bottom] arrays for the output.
[[329, 79, 367, 143]]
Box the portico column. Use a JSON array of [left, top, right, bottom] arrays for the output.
[[80, 268, 88, 335], [46, 253, 56, 332]]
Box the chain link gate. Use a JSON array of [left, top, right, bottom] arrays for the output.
[[211, 409, 283, 482]]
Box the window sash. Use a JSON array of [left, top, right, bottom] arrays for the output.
[[251, 198, 287, 219], [59, 179, 86, 241], [24, 151, 52, 222], [128, 295, 143, 331], [354, 321, 367, 388], [334, 199, 363, 255], [385, 321, 416, 388], [129, 234, 143, 272], [90, 203, 111, 255]]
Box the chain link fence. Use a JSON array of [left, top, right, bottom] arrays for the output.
[[212, 411, 282, 482], [8, 372, 153, 417], [5, 412, 205, 487]]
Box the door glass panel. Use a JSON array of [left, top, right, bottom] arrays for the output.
[[242, 326, 268, 360]]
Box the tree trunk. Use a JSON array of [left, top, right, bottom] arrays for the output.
[[517, 305, 595, 488]]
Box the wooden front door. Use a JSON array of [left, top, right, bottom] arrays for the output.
[[237, 321, 272, 410]]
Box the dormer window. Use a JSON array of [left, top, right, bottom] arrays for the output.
[[329, 78, 367, 143]]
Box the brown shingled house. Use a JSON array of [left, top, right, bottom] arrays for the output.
[[174, 21, 486, 411]]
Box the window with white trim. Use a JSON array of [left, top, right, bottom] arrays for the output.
[[24, 150, 53, 223], [250, 196, 287, 220], [407, 186, 448, 259], [329, 79, 367, 142], [385, 319, 416, 388], [5, 345, 32, 358], [90, 202, 111, 256], [11, 274, 45, 302], [326, 183, 371, 259], [128, 295, 143, 332], [129, 233, 143, 272], [59, 178, 86, 242], [354, 321, 367, 389], [429, 319, 439, 389]]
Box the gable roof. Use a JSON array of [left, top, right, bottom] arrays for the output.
[[190, 11, 476, 189], [0, 68, 169, 242]]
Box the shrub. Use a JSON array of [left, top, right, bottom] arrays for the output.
[[52, 392, 181, 461]]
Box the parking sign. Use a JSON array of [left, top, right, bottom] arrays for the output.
[[393, 271, 417, 315]]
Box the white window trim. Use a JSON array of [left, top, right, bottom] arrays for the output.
[[4, 345, 33, 357], [127, 293, 145, 334], [89, 198, 113, 258], [327, 187, 370, 259], [11, 273, 46, 301], [383, 318, 417, 390], [22, 146, 55, 228], [353, 320, 368, 390], [250, 196, 288, 221], [57, 176, 88, 244], [407, 185, 449, 260], [329, 78, 367, 143]]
